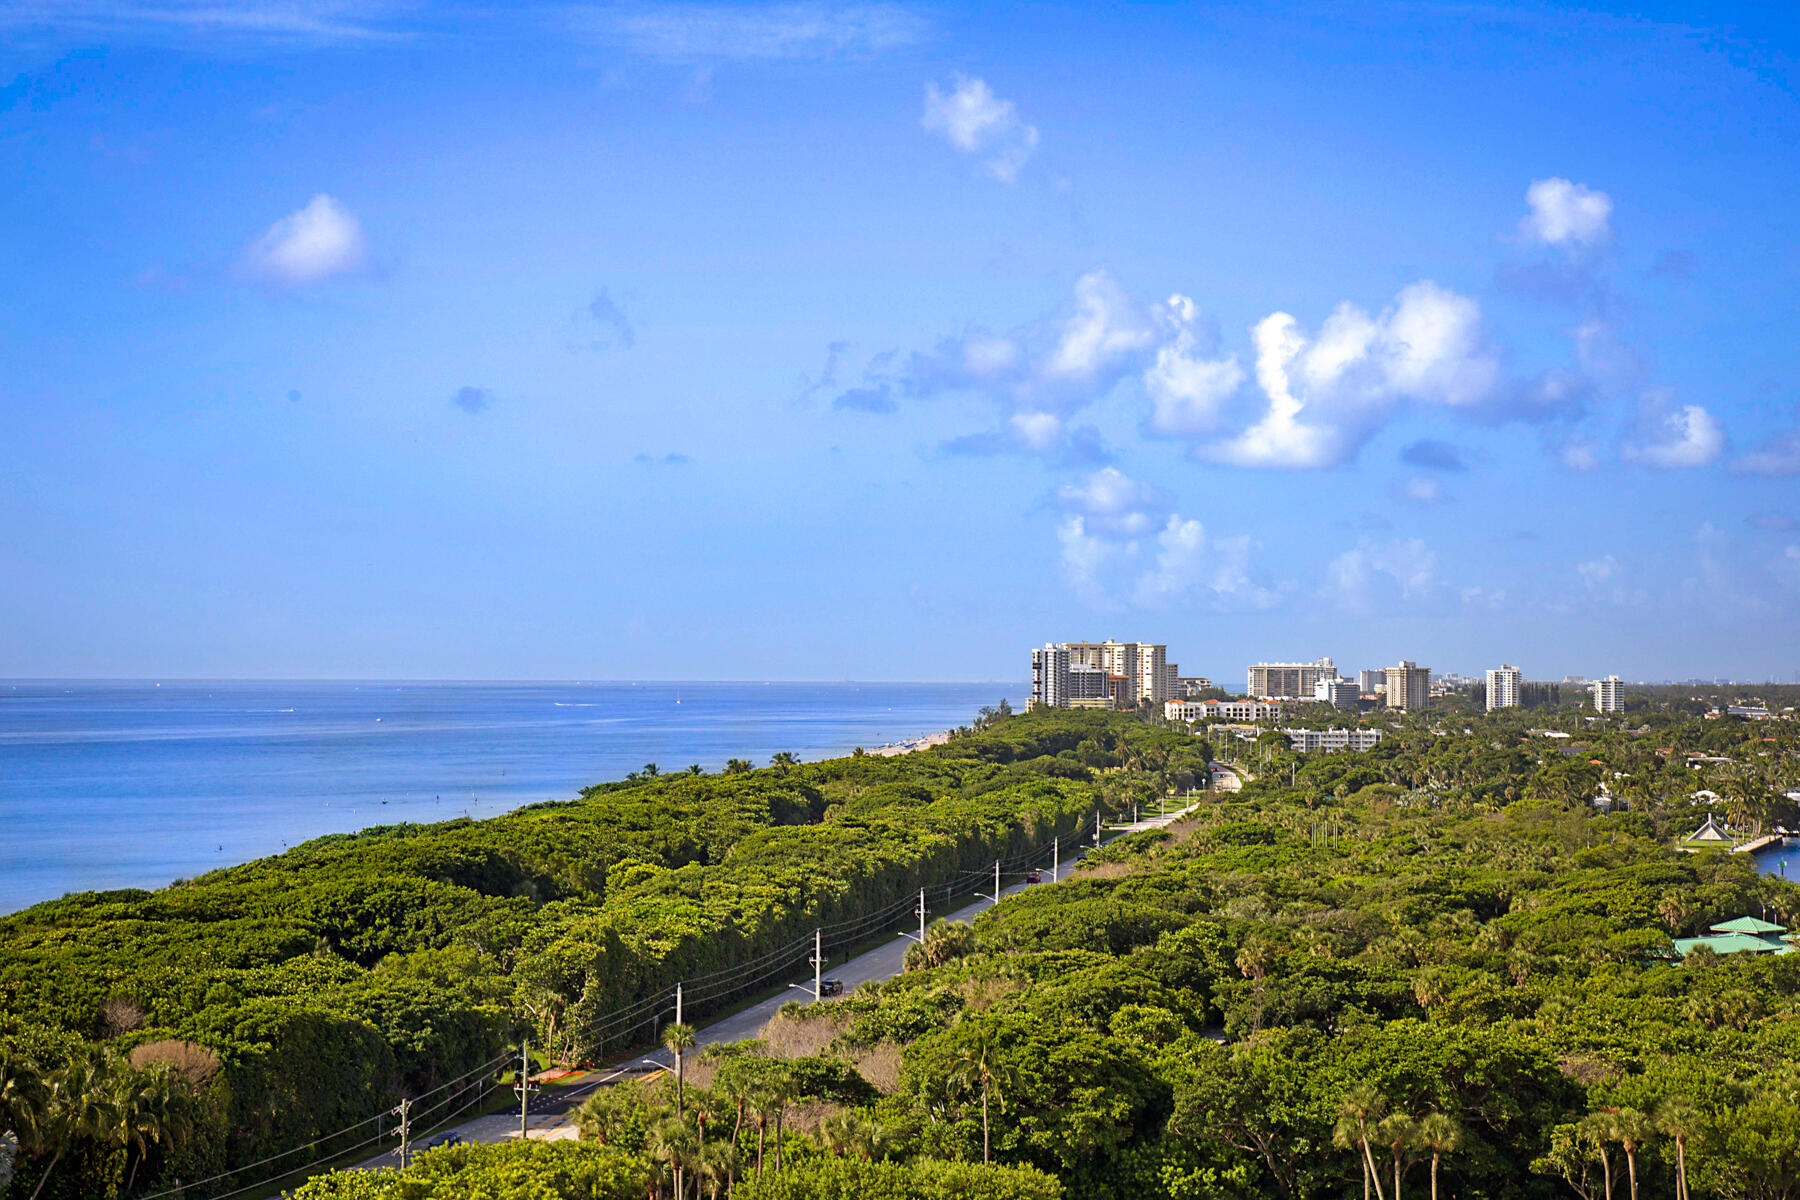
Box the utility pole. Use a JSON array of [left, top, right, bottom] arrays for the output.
[[675, 983, 683, 1028], [917, 887, 927, 944], [812, 928, 823, 1002], [395, 1096, 412, 1169], [1051, 836, 1059, 883], [1094, 811, 1102, 847], [517, 1040, 532, 1141], [991, 859, 1001, 903]]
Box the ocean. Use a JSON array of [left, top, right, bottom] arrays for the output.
[[0, 680, 1022, 915]]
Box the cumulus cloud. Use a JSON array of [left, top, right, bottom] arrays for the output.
[[1732, 424, 1800, 476], [882, 270, 1152, 455], [1325, 537, 1438, 614], [921, 74, 1039, 183], [1131, 516, 1272, 610], [239, 194, 368, 285], [1520, 177, 1613, 248], [571, 2, 927, 61], [452, 385, 492, 414], [1621, 392, 1726, 468], [1050, 468, 1273, 610], [1142, 295, 1245, 436], [1198, 281, 1500, 469], [1056, 467, 1170, 537]]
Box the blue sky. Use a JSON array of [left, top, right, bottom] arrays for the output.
[[2, 1, 1797, 684]]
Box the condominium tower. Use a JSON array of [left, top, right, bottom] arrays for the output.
[[1486, 665, 1522, 711], [1032, 641, 1174, 709], [1591, 676, 1624, 714], [1384, 661, 1431, 711]]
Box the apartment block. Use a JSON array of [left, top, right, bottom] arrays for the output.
[[1247, 657, 1336, 700], [1033, 640, 1172, 709], [1285, 727, 1384, 753], [1314, 678, 1361, 708], [1166, 698, 1286, 723], [1591, 676, 1624, 714], [1384, 661, 1431, 711]]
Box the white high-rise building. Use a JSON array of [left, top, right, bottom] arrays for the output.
[[1591, 676, 1624, 714], [1358, 669, 1384, 694], [1486, 665, 1522, 711], [1314, 678, 1360, 708], [1248, 657, 1336, 700], [1033, 641, 1171, 709]]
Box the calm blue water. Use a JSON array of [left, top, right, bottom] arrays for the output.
[[0, 680, 1021, 914], [1756, 841, 1800, 880]]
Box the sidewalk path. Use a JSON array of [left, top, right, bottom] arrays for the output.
[[354, 800, 1203, 1163]]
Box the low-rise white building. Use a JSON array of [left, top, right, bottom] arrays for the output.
[[1166, 698, 1286, 723], [1285, 727, 1384, 753]]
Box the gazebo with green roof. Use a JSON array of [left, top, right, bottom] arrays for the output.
[[1673, 915, 1795, 959]]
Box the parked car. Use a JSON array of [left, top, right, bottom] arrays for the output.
[[1025, 872, 1042, 884], [820, 978, 844, 996], [426, 1131, 463, 1149]]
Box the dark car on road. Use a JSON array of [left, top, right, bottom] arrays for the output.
[[426, 1132, 463, 1149], [820, 978, 844, 996], [1025, 872, 1041, 884]]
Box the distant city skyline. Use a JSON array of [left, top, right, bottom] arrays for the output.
[[2, 5, 1798, 681]]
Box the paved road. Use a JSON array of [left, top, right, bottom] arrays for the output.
[[355, 801, 1203, 1164]]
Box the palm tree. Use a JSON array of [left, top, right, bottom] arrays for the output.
[[646, 1112, 699, 1200], [948, 1028, 1017, 1164], [770, 751, 798, 774], [0, 1051, 46, 1151], [1415, 1112, 1463, 1200], [1610, 1108, 1655, 1200], [663, 1023, 697, 1116], [1578, 1112, 1617, 1200], [1655, 1096, 1701, 1200], [698, 1139, 740, 1200], [686, 764, 702, 775], [1376, 1113, 1421, 1200], [725, 758, 751, 774], [30, 1048, 121, 1200], [575, 1087, 638, 1146], [113, 1064, 184, 1193], [1332, 1083, 1389, 1200]]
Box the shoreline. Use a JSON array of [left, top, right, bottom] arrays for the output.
[[868, 729, 953, 757]]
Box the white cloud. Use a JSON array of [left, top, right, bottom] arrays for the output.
[[1621, 393, 1726, 468], [1056, 515, 1127, 610], [1200, 281, 1499, 468], [1051, 472, 1272, 611], [1732, 425, 1800, 476], [239, 194, 368, 285], [1009, 411, 1062, 451], [1326, 537, 1439, 613], [1131, 516, 1274, 610], [893, 270, 1152, 455], [921, 74, 1039, 183], [1142, 294, 1244, 436], [1056, 467, 1169, 537], [1521, 177, 1613, 247], [572, 2, 927, 61]]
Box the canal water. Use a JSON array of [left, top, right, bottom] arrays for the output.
[[1755, 840, 1800, 880]]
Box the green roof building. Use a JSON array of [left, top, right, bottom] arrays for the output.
[[1673, 916, 1795, 958]]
